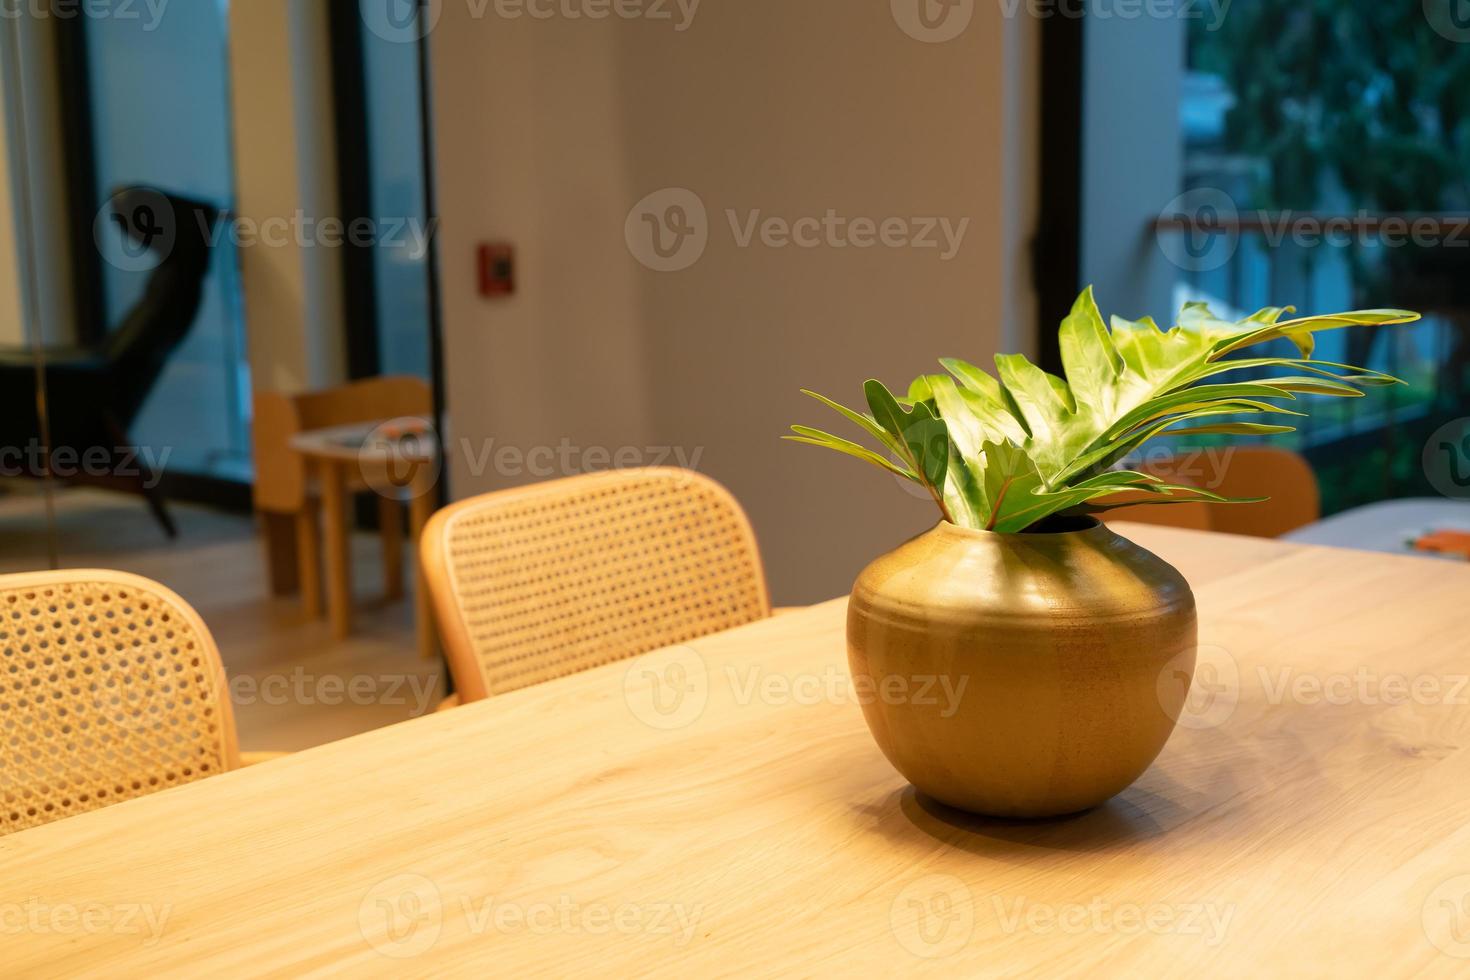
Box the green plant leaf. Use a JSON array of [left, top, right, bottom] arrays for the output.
[[783, 427, 917, 481], [788, 289, 1420, 531], [866, 379, 951, 512]]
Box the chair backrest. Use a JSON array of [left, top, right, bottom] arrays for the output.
[[252, 375, 433, 513], [102, 187, 223, 426], [421, 468, 773, 702], [1104, 445, 1320, 538], [0, 570, 239, 837], [1193, 445, 1320, 538]]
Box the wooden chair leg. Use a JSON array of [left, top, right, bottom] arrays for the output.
[[379, 495, 405, 601], [408, 472, 438, 660], [295, 503, 322, 618], [261, 512, 300, 597], [319, 462, 353, 640]]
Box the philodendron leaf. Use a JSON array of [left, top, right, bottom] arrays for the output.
[[788, 288, 1420, 531], [783, 426, 918, 481], [866, 380, 949, 493]]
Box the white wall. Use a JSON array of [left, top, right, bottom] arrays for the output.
[[430, 2, 1037, 604]]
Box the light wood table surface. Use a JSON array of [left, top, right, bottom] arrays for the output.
[[289, 422, 440, 659], [6, 525, 1470, 977]]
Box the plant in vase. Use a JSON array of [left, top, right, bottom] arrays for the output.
[[789, 288, 1419, 817]]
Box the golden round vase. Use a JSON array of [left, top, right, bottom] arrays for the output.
[[847, 519, 1196, 818]]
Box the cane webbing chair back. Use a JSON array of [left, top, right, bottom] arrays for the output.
[[0, 570, 239, 836], [422, 468, 772, 702]]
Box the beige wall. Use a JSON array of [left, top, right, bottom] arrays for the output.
[[0, 15, 76, 347], [229, 0, 346, 394], [0, 54, 25, 346], [431, 2, 1036, 604]]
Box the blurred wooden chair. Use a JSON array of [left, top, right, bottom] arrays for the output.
[[1104, 446, 1320, 538], [0, 569, 280, 837], [420, 468, 773, 705], [252, 376, 432, 616]]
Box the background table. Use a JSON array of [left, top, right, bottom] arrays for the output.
[[289, 422, 439, 658], [1283, 497, 1470, 559], [6, 525, 1470, 976]]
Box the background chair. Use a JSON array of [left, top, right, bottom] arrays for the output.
[[1103, 446, 1321, 538], [0, 188, 222, 537], [0, 569, 275, 837], [252, 376, 432, 616], [421, 468, 773, 704]]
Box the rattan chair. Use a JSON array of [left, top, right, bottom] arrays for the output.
[[0, 569, 265, 837], [421, 468, 773, 704]]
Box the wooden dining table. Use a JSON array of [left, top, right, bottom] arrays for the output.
[[6, 524, 1470, 977]]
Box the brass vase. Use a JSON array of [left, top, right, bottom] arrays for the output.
[[847, 519, 1196, 818]]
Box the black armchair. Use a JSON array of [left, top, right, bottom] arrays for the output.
[[0, 187, 222, 536]]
